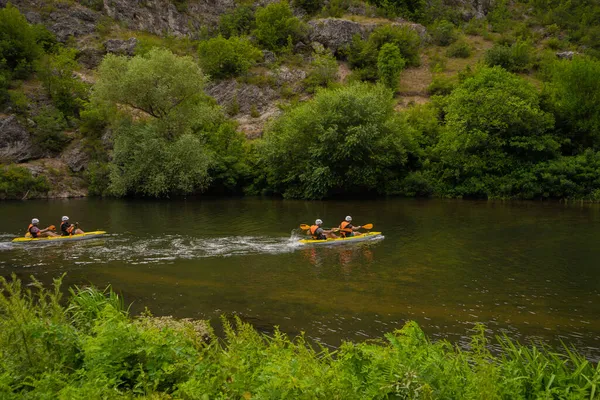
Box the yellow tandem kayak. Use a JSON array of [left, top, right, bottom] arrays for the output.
[[299, 231, 383, 245], [12, 231, 107, 243]]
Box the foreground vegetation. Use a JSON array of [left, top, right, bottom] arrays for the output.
[[0, 275, 598, 398], [2, 0, 600, 199]]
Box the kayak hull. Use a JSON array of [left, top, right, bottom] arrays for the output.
[[299, 232, 383, 245], [12, 231, 107, 243]]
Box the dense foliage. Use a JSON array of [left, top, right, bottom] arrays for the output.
[[198, 35, 262, 79], [253, 1, 306, 52], [0, 4, 42, 78], [258, 83, 414, 199], [0, 275, 598, 398], [0, 165, 50, 199]]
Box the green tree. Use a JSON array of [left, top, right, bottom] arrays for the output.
[[198, 35, 262, 79], [219, 5, 256, 38], [377, 43, 405, 90], [348, 24, 421, 81], [259, 82, 415, 199], [109, 123, 213, 197], [37, 47, 88, 117], [32, 107, 70, 154], [430, 20, 458, 46], [0, 3, 42, 78], [304, 52, 339, 92], [92, 48, 206, 137], [254, 1, 306, 52], [544, 57, 600, 152], [432, 67, 557, 197]]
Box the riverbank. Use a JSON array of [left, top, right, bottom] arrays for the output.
[[0, 274, 598, 398]]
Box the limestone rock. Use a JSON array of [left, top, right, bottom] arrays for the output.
[[308, 18, 364, 54], [48, 5, 99, 42], [262, 50, 276, 65], [0, 115, 42, 163], [60, 140, 90, 172], [103, 0, 235, 37], [78, 47, 106, 69], [104, 38, 138, 56], [556, 51, 576, 60]]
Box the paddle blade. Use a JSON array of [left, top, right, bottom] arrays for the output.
[[300, 224, 311, 230], [48, 225, 56, 231], [362, 223, 373, 230]]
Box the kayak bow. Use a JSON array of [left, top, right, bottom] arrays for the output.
[[298, 231, 383, 245], [12, 231, 107, 243]]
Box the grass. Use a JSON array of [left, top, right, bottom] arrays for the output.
[[0, 275, 598, 399]]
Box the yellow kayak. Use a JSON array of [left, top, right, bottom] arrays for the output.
[[12, 231, 107, 243], [299, 232, 383, 245]]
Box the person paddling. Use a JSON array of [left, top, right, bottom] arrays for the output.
[[60, 216, 84, 236], [338, 216, 362, 238], [27, 218, 58, 238], [309, 219, 338, 240]]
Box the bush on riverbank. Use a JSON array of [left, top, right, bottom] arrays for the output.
[[0, 275, 598, 398]]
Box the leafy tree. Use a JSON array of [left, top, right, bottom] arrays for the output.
[[544, 57, 600, 152], [0, 3, 42, 78], [219, 5, 255, 38], [377, 43, 405, 90], [304, 52, 339, 92], [433, 67, 557, 197], [37, 47, 88, 117], [92, 48, 206, 137], [0, 164, 50, 199], [430, 20, 458, 46], [485, 41, 533, 72], [108, 123, 213, 197], [32, 107, 70, 154], [258, 82, 415, 199], [198, 35, 262, 79], [348, 24, 421, 81], [254, 1, 306, 52]]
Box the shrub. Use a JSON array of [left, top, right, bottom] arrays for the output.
[[7, 89, 29, 114], [304, 52, 339, 92], [446, 39, 471, 58], [32, 107, 70, 154], [85, 162, 111, 196], [0, 3, 43, 78], [544, 57, 600, 151], [219, 5, 255, 38], [258, 82, 415, 199], [427, 73, 456, 95], [485, 40, 533, 72], [0, 164, 50, 199], [254, 1, 306, 52], [37, 47, 88, 117], [430, 19, 458, 46], [293, 0, 323, 14], [377, 43, 405, 90], [198, 35, 262, 79], [432, 67, 557, 198], [348, 24, 421, 80]]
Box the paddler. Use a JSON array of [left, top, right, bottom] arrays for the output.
[[27, 218, 59, 238], [309, 219, 338, 240], [338, 216, 362, 238], [60, 216, 84, 236]]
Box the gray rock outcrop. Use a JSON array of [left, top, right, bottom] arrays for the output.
[[308, 18, 364, 54], [103, 0, 235, 37], [104, 38, 138, 56], [60, 141, 90, 172], [556, 51, 577, 60], [0, 115, 42, 163]]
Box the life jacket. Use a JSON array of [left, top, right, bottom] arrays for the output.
[[61, 221, 74, 236], [27, 224, 37, 238], [309, 225, 326, 240], [339, 221, 353, 238]]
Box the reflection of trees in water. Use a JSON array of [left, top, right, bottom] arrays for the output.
[[301, 244, 376, 277]]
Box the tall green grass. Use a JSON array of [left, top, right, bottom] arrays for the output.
[[0, 274, 597, 399]]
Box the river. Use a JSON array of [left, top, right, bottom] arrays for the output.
[[1, 198, 599, 359]]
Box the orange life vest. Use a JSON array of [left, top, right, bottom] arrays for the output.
[[339, 221, 353, 238], [26, 224, 36, 238], [309, 225, 325, 240]]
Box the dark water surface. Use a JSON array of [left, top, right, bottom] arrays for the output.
[[1, 198, 600, 359]]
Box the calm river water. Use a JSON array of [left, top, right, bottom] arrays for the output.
[[1, 198, 599, 359]]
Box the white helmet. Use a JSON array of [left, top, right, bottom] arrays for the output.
[[62, 216, 69, 221], [31, 218, 39, 225], [345, 216, 352, 222], [315, 219, 323, 225]]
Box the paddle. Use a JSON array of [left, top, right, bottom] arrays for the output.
[[48, 225, 56, 231], [300, 223, 373, 230]]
